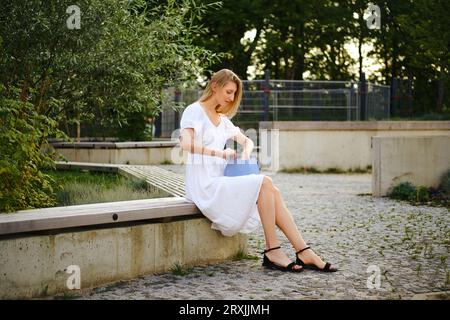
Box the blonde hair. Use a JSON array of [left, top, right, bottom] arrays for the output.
[[199, 69, 243, 119]]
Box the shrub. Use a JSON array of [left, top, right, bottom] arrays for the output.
[[438, 170, 450, 198], [390, 178, 448, 208], [415, 186, 430, 202], [389, 182, 416, 201], [0, 89, 65, 212]]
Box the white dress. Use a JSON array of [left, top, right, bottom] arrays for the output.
[[180, 102, 265, 237]]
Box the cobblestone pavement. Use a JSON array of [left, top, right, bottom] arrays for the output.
[[75, 166, 449, 300]]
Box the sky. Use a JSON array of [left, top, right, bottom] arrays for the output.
[[242, 29, 383, 81]]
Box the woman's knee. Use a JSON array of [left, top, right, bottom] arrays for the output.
[[262, 176, 273, 187], [261, 176, 278, 193], [257, 176, 279, 204]]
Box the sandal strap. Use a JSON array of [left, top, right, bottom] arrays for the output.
[[323, 262, 331, 271], [286, 262, 300, 270], [262, 246, 281, 254], [295, 246, 311, 255]]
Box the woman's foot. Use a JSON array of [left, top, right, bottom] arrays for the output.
[[296, 247, 326, 269], [264, 247, 303, 271], [295, 246, 338, 272]]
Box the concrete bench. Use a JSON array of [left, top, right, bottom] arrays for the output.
[[52, 141, 179, 165], [0, 198, 247, 299], [259, 120, 450, 172], [0, 164, 246, 299], [0, 197, 197, 236], [372, 135, 450, 196]]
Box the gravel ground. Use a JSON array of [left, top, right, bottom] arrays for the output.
[[73, 165, 449, 300]]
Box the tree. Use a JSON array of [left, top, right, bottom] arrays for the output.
[[0, 0, 218, 212], [192, 0, 268, 79], [0, 0, 219, 140], [397, 0, 449, 113]]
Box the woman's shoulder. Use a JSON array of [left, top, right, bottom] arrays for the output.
[[187, 101, 201, 108], [220, 114, 234, 124], [182, 102, 202, 116]]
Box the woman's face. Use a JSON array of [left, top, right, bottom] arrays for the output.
[[214, 81, 237, 107]]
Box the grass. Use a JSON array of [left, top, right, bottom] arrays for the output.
[[43, 169, 169, 207], [170, 262, 194, 276], [232, 248, 259, 261], [281, 165, 371, 174], [54, 291, 82, 300], [388, 173, 450, 209]]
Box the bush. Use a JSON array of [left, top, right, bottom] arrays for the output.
[[415, 186, 430, 202], [389, 176, 449, 208], [389, 182, 417, 201], [0, 89, 65, 212], [0, 0, 220, 141], [438, 170, 450, 198]]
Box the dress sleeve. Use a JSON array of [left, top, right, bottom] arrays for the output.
[[180, 105, 201, 134], [223, 116, 241, 140]]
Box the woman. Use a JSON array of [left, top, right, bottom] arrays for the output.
[[179, 69, 337, 273]]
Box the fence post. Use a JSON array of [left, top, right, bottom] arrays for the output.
[[390, 77, 398, 117], [174, 87, 181, 130], [263, 69, 270, 121], [407, 75, 413, 116], [359, 72, 367, 120], [346, 88, 352, 121], [154, 114, 162, 138]]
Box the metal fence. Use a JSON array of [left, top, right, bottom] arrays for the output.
[[158, 77, 390, 137]]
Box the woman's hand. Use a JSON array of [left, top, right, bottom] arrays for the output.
[[222, 148, 237, 160], [241, 150, 251, 160]]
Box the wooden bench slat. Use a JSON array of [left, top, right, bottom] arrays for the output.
[[129, 165, 185, 182], [119, 167, 186, 197], [0, 198, 200, 235], [121, 167, 185, 190], [119, 168, 184, 193]]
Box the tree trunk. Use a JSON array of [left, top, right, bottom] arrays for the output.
[[358, 32, 363, 76], [77, 122, 80, 143], [296, 21, 305, 81], [436, 68, 445, 112]]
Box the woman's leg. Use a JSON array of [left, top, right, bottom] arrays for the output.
[[257, 176, 302, 269], [264, 177, 328, 269]]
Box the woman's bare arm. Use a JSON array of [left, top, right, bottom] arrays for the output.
[[179, 128, 236, 159], [232, 131, 254, 160]]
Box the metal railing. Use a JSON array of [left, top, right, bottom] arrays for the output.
[[158, 77, 390, 137]]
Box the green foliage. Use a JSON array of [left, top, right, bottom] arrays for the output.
[[389, 182, 416, 201], [0, 0, 219, 139], [0, 87, 65, 212], [389, 178, 449, 208], [131, 179, 151, 192], [44, 169, 165, 207], [0, 0, 217, 211], [232, 248, 259, 261], [415, 186, 430, 203], [170, 262, 194, 276], [195, 0, 448, 115], [438, 170, 450, 198]]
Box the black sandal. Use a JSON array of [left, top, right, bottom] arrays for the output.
[[262, 246, 303, 272], [295, 246, 338, 272]]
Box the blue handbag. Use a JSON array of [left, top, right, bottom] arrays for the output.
[[224, 157, 260, 177]]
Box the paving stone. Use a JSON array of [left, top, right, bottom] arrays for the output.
[[73, 169, 449, 300]]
